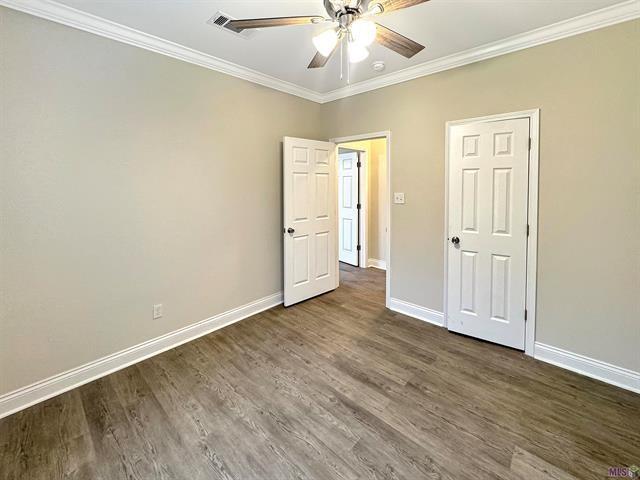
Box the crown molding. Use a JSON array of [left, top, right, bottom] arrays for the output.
[[321, 0, 640, 102], [0, 0, 325, 103], [1, 0, 638, 104]]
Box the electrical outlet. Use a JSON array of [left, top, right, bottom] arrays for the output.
[[153, 304, 163, 319], [394, 192, 405, 204]]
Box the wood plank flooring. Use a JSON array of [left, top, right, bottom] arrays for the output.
[[1, 264, 638, 479]]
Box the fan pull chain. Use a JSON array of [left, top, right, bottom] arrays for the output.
[[340, 37, 344, 80]]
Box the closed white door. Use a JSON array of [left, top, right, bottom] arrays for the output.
[[447, 118, 530, 349], [283, 137, 338, 307], [338, 152, 359, 266]]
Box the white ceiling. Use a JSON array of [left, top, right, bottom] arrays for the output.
[[54, 0, 628, 94]]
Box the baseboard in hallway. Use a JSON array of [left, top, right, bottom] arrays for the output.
[[367, 258, 386, 270]]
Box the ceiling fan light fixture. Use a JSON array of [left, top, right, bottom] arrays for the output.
[[313, 28, 339, 57], [348, 41, 369, 63], [350, 19, 376, 47]]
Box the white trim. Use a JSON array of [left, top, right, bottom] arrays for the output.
[[443, 109, 540, 356], [388, 298, 444, 327], [367, 258, 387, 270], [2, 0, 637, 104], [525, 112, 540, 357], [387, 302, 640, 395], [331, 131, 391, 308], [322, 0, 640, 102], [0, 0, 323, 103], [0, 292, 283, 419], [359, 150, 369, 269], [443, 124, 451, 329], [534, 342, 640, 394]]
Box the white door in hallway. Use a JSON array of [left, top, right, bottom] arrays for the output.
[[447, 118, 530, 349], [338, 151, 359, 266], [283, 137, 338, 307]]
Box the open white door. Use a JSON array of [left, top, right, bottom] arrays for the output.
[[447, 118, 530, 349], [338, 151, 359, 266], [283, 137, 338, 307]]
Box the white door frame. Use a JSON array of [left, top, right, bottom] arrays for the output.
[[338, 148, 368, 267], [444, 110, 539, 356], [331, 131, 391, 309]]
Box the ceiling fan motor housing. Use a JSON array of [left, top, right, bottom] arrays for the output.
[[325, 0, 372, 20], [338, 12, 357, 29]]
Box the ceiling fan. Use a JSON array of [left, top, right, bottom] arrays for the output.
[[227, 0, 428, 69]]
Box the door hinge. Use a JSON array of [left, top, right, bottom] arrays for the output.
[[357, 203, 362, 210], [357, 161, 362, 168], [357, 245, 361, 251], [528, 137, 532, 151], [526, 224, 530, 236], [524, 309, 528, 321]]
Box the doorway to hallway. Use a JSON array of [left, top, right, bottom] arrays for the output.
[[336, 137, 388, 272]]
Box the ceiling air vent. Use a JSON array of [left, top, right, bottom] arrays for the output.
[[207, 11, 256, 39]]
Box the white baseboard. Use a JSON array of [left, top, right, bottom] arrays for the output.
[[0, 292, 283, 419], [386, 302, 639, 394], [388, 297, 444, 327], [534, 342, 640, 394], [367, 258, 387, 270], [4, 294, 636, 419]]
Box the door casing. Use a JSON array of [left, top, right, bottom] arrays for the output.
[[444, 110, 539, 356]]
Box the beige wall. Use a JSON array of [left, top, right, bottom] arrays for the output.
[[0, 7, 325, 395], [338, 138, 387, 264], [323, 20, 640, 371]]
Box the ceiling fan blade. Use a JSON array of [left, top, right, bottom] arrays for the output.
[[372, 0, 429, 14], [375, 23, 424, 58], [227, 16, 323, 31], [308, 46, 338, 69]]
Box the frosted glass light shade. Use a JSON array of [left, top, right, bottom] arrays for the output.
[[367, 3, 383, 15], [312, 29, 338, 57], [348, 42, 369, 63], [351, 19, 376, 47]]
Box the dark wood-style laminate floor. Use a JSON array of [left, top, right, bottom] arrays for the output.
[[1, 264, 639, 480]]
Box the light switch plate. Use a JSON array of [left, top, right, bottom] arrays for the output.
[[394, 192, 405, 204], [153, 304, 163, 319]]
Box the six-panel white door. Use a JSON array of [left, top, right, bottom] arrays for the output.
[[447, 118, 530, 349], [283, 137, 338, 307], [338, 152, 359, 266]]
